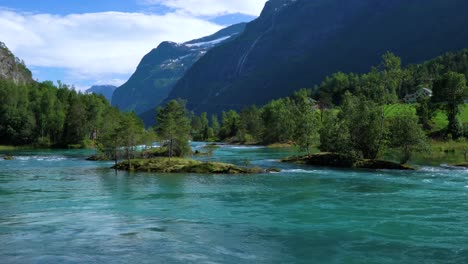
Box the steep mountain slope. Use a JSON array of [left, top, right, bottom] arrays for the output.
[[112, 23, 246, 114], [165, 0, 468, 114], [0, 42, 33, 84], [86, 85, 116, 102]]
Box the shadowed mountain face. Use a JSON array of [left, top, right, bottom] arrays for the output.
[[162, 0, 468, 116], [0, 42, 33, 84], [111, 23, 246, 115], [86, 85, 117, 102]]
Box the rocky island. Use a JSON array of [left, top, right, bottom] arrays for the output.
[[3, 155, 14, 160], [113, 157, 280, 174], [281, 153, 415, 170]]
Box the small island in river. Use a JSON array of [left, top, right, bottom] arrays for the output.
[[112, 157, 280, 174], [3, 155, 14, 160], [282, 153, 415, 170]]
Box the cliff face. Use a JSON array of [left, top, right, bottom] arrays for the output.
[[112, 23, 246, 114], [164, 0, 468, 115], [0, 42, 33, 84]]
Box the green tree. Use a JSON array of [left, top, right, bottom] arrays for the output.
[[356, 67, 386, 104], [261, 98, 295, 144], [219, 110, 240, 140], [292, 89, 321, 155], [318, 72, 354, 106], [190, 114, 202, 140], [96, 108, 125, 164], [0, 80, 36, 145], [380, 52, 402, 103], [199, 112, 210, 141], [156, 100, 191, 158], [340, 93, 386, 159], [117, 112, 145, 167], [0, 78, 129, 149], [387, 110, 427, 164], [415, 96, 436, 130], [63, 92, 88, 145], [210, 114, 220, 137], [432, 72, 468, 138], [319, 110, 352, 154], [238, 106, 264, 143]]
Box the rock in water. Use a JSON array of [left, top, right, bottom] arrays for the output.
[[3, 155, 14, 160], [282, 153, 415, 171]]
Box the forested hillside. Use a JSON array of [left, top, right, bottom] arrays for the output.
[[186, 50, 468, 149], [165, 0, 468, 115]]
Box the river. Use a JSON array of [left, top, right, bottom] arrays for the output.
[[1, 144, 468, 263]]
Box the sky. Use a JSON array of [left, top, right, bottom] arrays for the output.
[[0, 0, 267, 91]]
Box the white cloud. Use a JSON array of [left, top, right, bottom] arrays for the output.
[[0, 10, 223, 86], [143, 0, 267, 16]]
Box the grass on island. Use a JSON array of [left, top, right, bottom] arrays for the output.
[[0, 145, 17, 151], [282, 152, 415, 170], [267, 142, 296, 148], [113, 157, 277, 174]]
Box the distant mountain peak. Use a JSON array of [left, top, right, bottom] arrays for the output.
[[86, 85, 117, 102], [112, 22, 247, 116]]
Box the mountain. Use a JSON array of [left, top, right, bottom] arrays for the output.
[[86, 85, 117, 102], [0, 42, 33, 84], [112, 23, 247, 115], [164, 0, 468, 115]]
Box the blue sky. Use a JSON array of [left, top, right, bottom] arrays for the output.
[[0, 0, 265, 90]]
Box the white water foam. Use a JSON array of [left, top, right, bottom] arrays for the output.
[[419, 166, 452, 172], [15, 156, 67, 162], [223, 146, 265, 150], [282, 169, 319, 174]]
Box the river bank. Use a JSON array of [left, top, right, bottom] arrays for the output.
[[2, 141, 467, 171]]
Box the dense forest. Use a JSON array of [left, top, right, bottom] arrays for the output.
[[0, 79, 145, 148], [92, 49, 468, 164], [2, 49, 468, 165], [316, 50, 468, 106], [185, 50, 468, 163]]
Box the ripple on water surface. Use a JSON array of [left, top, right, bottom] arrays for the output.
[[1, 146, 468, 263]]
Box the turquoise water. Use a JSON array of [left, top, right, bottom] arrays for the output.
[[1, 144, 468, 263]]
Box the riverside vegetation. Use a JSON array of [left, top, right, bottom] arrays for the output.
[[2, 50, 468, 170], [186, 51, 468, 168]]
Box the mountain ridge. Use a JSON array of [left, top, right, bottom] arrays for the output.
[[86, 85, 117, 102], [163, 0, 468, 116], [111, 23, 247, 115]]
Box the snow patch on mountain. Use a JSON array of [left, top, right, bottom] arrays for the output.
[[185, 35, 233, 48]]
